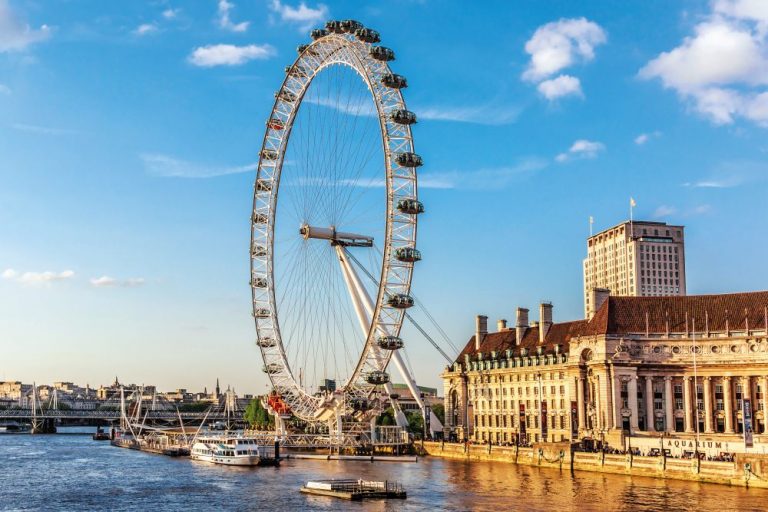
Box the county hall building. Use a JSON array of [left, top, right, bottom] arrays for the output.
[[442, 290, 768, 456]]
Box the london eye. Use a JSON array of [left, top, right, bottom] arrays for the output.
[[250, 20, 437, 436]]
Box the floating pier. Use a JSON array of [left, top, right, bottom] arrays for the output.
[[300, 479, 406, 501]]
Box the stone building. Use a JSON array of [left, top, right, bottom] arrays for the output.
[[583, 220, 686, 318], [443, 290, 768, 455]]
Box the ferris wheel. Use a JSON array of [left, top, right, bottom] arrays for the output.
[[250, 20, 438, 432]]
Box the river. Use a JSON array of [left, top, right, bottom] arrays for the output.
[[0, 429, 764, 511]]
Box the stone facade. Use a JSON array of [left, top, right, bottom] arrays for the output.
[[583, 220, 686, 318], [443, 291, 768, 454]]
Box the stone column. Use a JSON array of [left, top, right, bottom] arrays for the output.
[[664, 376, 674, 433], [613, 375, 622, 429], [645, 376, 655, 432], [683, 376, 694, 433], [763, 376, 768, 434], [628, 376, 639, 431], [724, 377, 734, 434], [577, 377, 585, 430], [703, 377, 714, 433]]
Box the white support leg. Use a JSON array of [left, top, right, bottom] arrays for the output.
[[336, 246, 409, 428], [336, 246, 443, 435]]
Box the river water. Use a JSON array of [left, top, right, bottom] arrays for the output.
[[0, 429, 764, 511]]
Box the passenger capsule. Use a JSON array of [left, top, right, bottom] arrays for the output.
[[253, 308, 271, 318], [261, 149, 279, 160], [310, 28, 327, 40], [355, 27, 380, 43], [388, 393, 400, 400], [275, 89, 296, 102], [395, 247, 421, 263], [252, 213, 268, 224], [325, 20, 344, 33], [251, 277, 268, 288], [256, 179, 273, 191], [341, 20, 363, 33], [395, 152, 422, 167], [365, 371, 390, 385], [396, 198, 424, 215], [267, 119, 285, 130], [297, 43, 309, 53], [387, 294, 414, 309], [377, 335, 404, 350], [389, 109, 417, 125], [262, 363, 282, 374], [257, 337, 276, 348], [370, 46, 396, 62]]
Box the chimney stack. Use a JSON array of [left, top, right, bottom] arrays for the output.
[[539, 302, 553, 343], [589, 288, 610, 320], [475, 315, 488, 351], [497, 319, 507, 332], [515, 307, 529, 346]]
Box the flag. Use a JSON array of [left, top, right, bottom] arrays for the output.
[[589, 216, 594, 224], [630, 197, 636, 207]]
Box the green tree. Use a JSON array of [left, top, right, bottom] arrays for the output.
[[376, 407, 395, 426], [406, 410, 423, 437], [431, 403, 445, 425], [244, 398, 274, 429]]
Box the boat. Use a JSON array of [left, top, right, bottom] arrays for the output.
[[0, 422, 30, 434], [92, 427, 111, 441], [190, 435, 279, 466], [300, 479, 406, 501]]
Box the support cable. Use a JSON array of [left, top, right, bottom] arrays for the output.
[[344, 249, 455, 364]]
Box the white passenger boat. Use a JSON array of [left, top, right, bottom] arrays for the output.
[[190, 436, 279, 466]]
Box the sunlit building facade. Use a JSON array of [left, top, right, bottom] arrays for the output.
[[443, 291, 768, 455], [584, 220, 686, 318]]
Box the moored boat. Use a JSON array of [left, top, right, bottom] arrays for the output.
[[190, 435, 279, 466]]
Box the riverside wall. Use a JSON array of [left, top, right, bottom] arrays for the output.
[[422, 441, 768, 489]]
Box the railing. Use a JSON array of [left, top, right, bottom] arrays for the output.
[[0, 408, 235, 421]]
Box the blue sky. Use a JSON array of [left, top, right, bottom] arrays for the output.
[[1, 0, 767, 394]]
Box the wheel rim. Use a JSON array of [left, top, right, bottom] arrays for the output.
[[251, 29, 420, 422]]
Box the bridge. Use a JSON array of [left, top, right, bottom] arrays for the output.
[[0, 408, 235, 423]]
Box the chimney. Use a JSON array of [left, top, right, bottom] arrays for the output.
[[475, 315, 488, 351], [589, 288, 610, 320], [497, 319, 507, 332], [515, 307, 529, 346], [539, 302, 553, 343]]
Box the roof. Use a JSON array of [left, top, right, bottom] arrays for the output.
[[457, 290, 768, 363]]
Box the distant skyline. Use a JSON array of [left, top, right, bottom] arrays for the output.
[[1, 0, 767, 393]]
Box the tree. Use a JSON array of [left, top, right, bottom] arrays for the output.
[[376, 407, 395, 426], [431, 403, 445, 425], [244, 398, 273, 429], [406, 410, 423, 437]]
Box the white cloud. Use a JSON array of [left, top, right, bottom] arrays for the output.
[[690, 204, 712, 215], [0, 0, 50, 53], [3, 269, 75, 285], [420, 158, 549, 190], [0, 84, 10, 95], [141, 153, 257, 178], [188, 43, 275, 67], [634, 130, 661, 145], [90, 276, 145, 288], [134, 23, 158, 36], [639, 4, 768, 126], [306, 95, 520, 125], [653, 205, 677, 218], [217, 0, 249, 32], [537, 74, 582, 100], [556, 139, 605, 162], [269, 0, 328, 32], [162, 8, 180, 20], [522, 17, 607, 83]]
